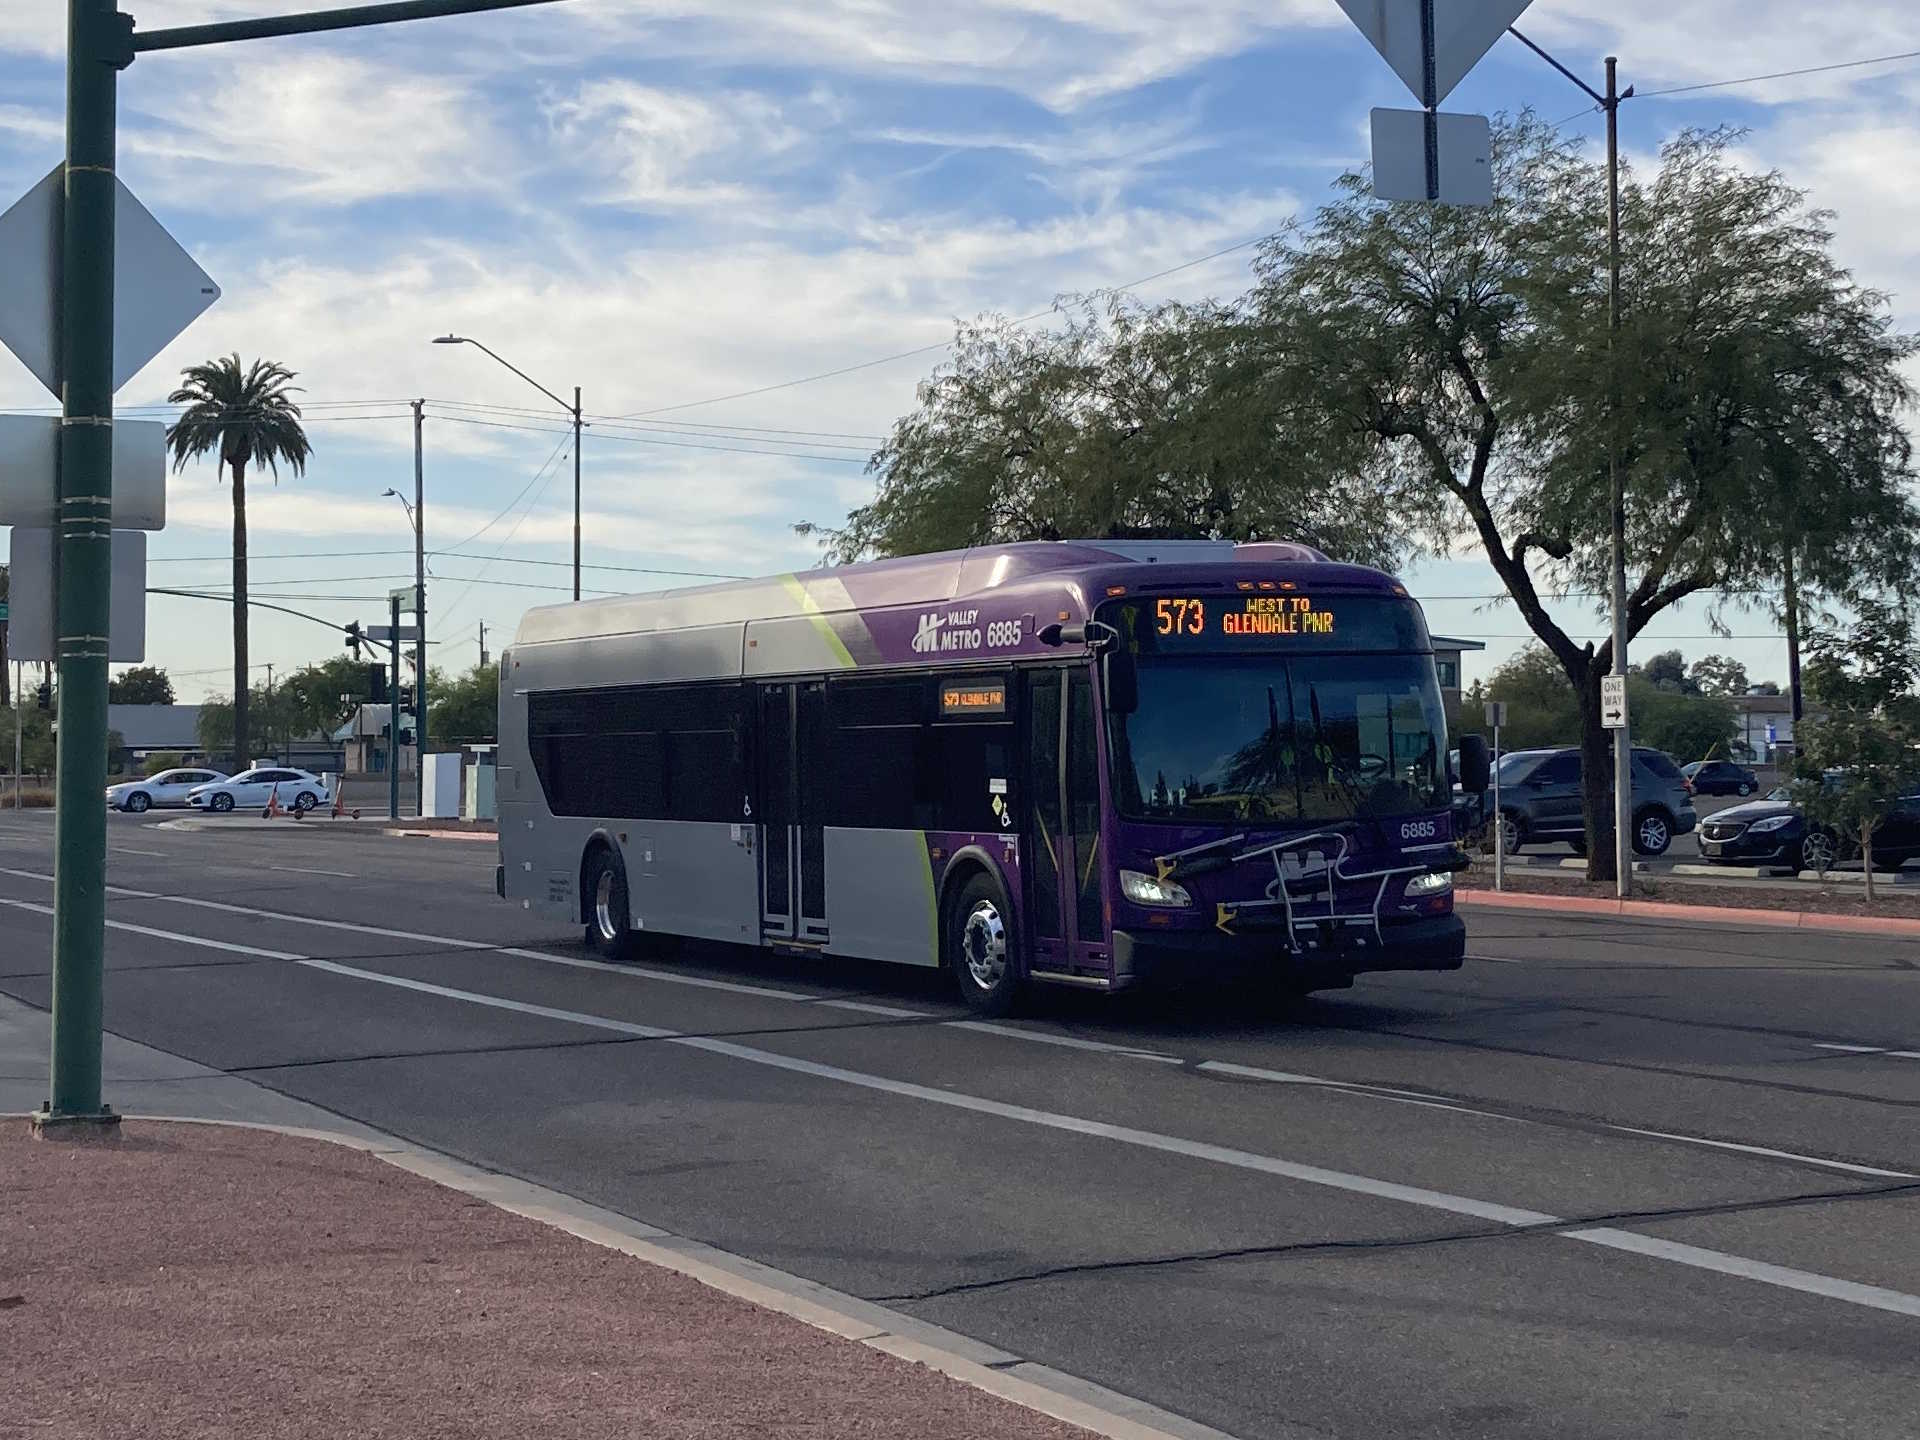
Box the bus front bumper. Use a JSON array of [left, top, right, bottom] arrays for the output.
[[1111, 913, 1465, 988]]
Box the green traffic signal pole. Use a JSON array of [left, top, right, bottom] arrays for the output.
[[37, 0, 568, 1132], [39, 0, 126, 1132]]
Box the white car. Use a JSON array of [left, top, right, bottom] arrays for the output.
[[106, 767, 230, 813], [186, 767, 332, 815]]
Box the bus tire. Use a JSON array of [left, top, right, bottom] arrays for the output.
[[948, 870, 1020, 1016], [583, 845, 634, 960]]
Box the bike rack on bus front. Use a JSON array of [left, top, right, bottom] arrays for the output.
[[1211, 829, 1439, 954]]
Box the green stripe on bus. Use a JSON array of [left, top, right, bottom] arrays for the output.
[[778, 574, 857, 669]]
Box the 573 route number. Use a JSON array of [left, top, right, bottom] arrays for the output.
[[1156, 598, 1205, 636]]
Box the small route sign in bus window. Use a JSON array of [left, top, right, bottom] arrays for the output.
[[941, 680, 1007, 717]]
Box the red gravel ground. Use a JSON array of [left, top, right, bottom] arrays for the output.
[[2, 1122, 1092, 1440]]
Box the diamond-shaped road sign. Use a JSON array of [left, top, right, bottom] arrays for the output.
[[1336, 0, 1534, 106], [0, 164, 220, 398]]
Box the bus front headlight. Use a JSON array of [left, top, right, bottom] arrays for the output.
[[1404, 871, 1453, 897], [1120, 869, 1193, 908]]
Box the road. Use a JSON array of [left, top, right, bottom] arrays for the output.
[[2, 809, 1915, 1440]]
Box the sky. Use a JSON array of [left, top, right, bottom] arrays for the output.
[[3, 0, 1918, 703]]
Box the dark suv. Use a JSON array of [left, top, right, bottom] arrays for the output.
[[1495, 746, 1697, 857], [1682, 759, 1759, 796]]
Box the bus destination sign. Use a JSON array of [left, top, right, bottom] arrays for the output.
[[1154, 596, 1335, 640], [941, 680, 1008, 717]]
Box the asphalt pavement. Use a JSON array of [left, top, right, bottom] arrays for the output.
[[1, 808, 1915, 1440]]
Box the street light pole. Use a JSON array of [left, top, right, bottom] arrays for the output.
[[40, 0, 125, 1132], [573, 386, 582, 602], [432, 334, 582, 601], [35, 0, 568, 1140], [1508, 27, 1636, 897], [1604, 55, 1632, 900], [412, 398, 426, 816]]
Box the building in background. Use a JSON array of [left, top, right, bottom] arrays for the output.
[[1728, 693, 1796, 764], [333, 703, 417, 776], [1431, 636, 1484, 717]]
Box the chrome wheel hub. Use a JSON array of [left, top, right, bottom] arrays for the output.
[[1638, 816, 1668, 852], [962, 900, 1007, 990], [594, 869, 619, 942], [1803, 833, 1837, 870]]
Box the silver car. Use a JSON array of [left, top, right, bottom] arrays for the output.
[[106, 767, 230, 813]]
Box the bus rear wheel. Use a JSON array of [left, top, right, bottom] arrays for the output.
[[584, 847, 634, 960], [948, 872, 1020, 1016]]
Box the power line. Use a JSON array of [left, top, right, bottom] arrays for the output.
[[1639, 47, 1920, 98], [440, 432, 572, 552], [431, 411, 870, 463], [616, 233, 1275, 420]]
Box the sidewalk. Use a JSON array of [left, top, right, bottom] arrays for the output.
[[4, 1122, 1092, 1440], [0, 996, 1220, 1440]]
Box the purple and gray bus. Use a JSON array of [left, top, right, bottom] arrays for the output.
[[495, 539, 1490, 1013]]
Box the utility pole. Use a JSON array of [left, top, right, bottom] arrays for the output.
[[478, 621, 489, 668], [573, 386, 583, 601], [1604, 55, 1632, 899], [388, 590, 402, 824], [1509, 28, 1636, 897], [413, 398, 426, 817]]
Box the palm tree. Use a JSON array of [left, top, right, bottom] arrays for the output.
[[165, 355, 311, 766]]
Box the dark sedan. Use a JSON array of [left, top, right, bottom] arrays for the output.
[[1682, 759, 1759, 796], [1697, 785, 1920, 871]]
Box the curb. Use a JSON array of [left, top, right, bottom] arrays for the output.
[[1458, 887, 1920, 937], [383, 828, 497, 842], [35, 1113, 1239, 1440]]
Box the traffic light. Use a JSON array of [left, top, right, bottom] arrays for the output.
[[397, 683, 415, 715], [367, 666, 388, 703], [36, 679, 52, 711], [344, 621, 362, 659]]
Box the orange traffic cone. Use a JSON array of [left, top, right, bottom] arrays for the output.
[[263, 783, 282, 819]]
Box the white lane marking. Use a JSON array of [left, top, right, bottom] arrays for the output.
[[110, 846, 166, 857], [814, 998, 934, 1018], [1467, 953, 1524, 964], [1605, 1127, 1917, 1181], [298, 958, 678, 1039], [287, 952, 1920, 1321], [266, 865, 357, 879], [0, 896, 300, 961], [947, 1020, 1182, 1063], [1566, 1228, 1920, 1319], [498, 947, 818, 1002], [1199, 1060, 1528, 1122], [2, 863, 1911, 1188], [1813, 1043, 1920, 1060]]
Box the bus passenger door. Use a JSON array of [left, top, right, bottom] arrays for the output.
[[1023, 670, 1070, 968], [1064, 668, 1107, 968], [758, 680, 829, 945], [758, 683, 796, 941]]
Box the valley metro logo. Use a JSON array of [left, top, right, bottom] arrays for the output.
[[911, 611, 946, 654]]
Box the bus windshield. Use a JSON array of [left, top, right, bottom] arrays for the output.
[[1107, 652, 1449, 824]]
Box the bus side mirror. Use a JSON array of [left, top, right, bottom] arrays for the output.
[[1101, 646, 1138, 716], [1457, 734, 1490, 792]]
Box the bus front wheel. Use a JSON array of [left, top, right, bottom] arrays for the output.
[[583, 846, 634, 960], [948, 871, 1021, 1016]]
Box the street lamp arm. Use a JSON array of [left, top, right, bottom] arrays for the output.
[[436, 335, 575, 414], [130, 0, 569, 54], [1506, 27, 1607, 106]]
